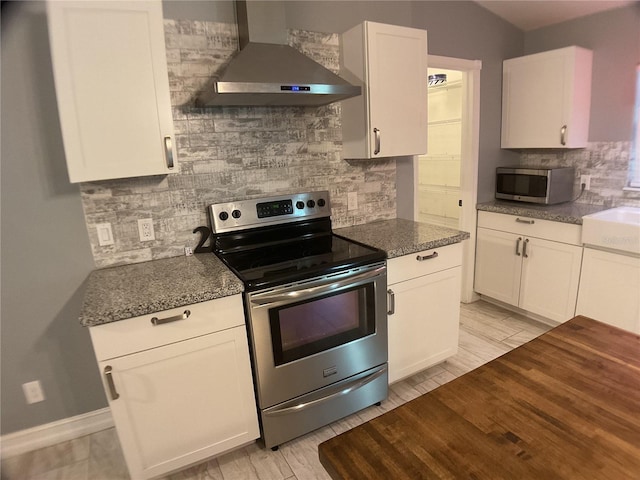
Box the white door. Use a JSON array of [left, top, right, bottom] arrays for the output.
[[474, 228, 522, 307], [366, 22, 428, 157], [47, 0, 176, 182], [101, 327, 259, 479], [576, 248, 640, 333], [388, 267, 461, 383], [519, 237, 583, 323]]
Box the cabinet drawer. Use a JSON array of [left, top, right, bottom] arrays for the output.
[[478, 211, 581, 245], [90, 295, 245, 361], [388, 242, 462, 285]]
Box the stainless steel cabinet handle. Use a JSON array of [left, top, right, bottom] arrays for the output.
[[515, 218, 535, 225], [516, 237, 522, 256], [164, 136, 174, 169], [387, 289, 395, 315], [373, 128, 381, 155], [416, 251, 438, 261], [560, 125, 567, 146], [151, 310, 190, 326], [104, 366, 119, 400], [523, 238, 530, 258]]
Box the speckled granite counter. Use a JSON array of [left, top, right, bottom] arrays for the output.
[[335, 218, 470, 259], [80, 254, 242, 327], [477, 200, 608, 224]]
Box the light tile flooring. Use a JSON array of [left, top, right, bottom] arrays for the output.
[[1, 300, 552, 480]]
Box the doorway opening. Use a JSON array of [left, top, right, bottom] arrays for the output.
[[418, 68, 463, 228]]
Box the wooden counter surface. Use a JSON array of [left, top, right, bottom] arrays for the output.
[[319, 316, 640, 479]]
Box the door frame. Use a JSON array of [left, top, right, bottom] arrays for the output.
[[396, 55, 481, 303]]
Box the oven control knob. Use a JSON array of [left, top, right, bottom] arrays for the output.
[[296, 201, 305, 210], [307, 200, 316, 208], [317, 198, 326, 207], [232, 209, 241, 219], [218, 211, 229, 221]]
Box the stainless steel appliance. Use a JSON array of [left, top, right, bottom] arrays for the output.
[[209, 191, 388, 450], [496, 166, 575, 204]]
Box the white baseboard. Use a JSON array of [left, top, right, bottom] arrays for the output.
[[0, 407, 113, 459]]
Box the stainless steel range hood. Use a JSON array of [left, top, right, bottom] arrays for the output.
[[195, 1, 361, 107]]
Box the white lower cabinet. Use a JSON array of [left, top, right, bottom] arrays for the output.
[[576, 248, 640, 333], [474, 211, 583, 323], [386, 243, 462, 384], [89, 295, 259, 480]]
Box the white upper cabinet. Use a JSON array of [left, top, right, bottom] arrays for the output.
[[47, 1, 177, 183], [340, 22, 428, 159], [501, 46, 593, 149]]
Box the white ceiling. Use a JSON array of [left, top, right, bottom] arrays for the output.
[[475, 0, 636, 31]]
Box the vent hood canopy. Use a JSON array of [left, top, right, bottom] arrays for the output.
[[195, 1, 361, 107]]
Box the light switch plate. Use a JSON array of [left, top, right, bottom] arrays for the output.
[[347, 192, 358, 211], [96, 223, 114, 246]]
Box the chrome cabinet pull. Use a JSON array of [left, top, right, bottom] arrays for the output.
[[373, 128, 381, 155], [164, 136, 174, 169], [516, 237, 522, 256], [560, 125, 567, 146], [515, 218, 535, 224], [104, 366, 119, 400], [416, 251, 438, 261], [387, 289, 395, 315], [523, 238, 530, 258], [151, 310, 190, 326]]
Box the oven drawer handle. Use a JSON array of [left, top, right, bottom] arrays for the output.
[[263, 366, 386, 417], [250, 265, 386, 306]]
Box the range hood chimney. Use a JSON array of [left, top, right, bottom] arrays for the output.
[[195, 1, 361, 107]]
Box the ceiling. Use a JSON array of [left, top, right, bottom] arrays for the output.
[[475, 0, 637, 31]]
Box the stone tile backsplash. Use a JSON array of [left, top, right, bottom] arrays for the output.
[[520, 141, 640, 208], [80, 20, 396, 268]]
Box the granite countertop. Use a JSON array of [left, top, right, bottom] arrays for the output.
[[335, 218, 470, 259], [80, 254, 243, 327], [477, 200, 609, 224], [81, 219, 469, 326]]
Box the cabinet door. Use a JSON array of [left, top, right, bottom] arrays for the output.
[[519, 237, 583, 323], [474, 228, 522, 307], [100, 326, 259, 480], [576, 248, 640, 333], [388, 266, 461, 384], [501, 47, 592, 149], [47, 1, 176, 182], [366, 22, 427, 157]]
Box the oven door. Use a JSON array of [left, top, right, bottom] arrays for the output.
[[246, 262, 388, 409]]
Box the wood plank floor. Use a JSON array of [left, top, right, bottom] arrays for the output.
[[319, 316, 640, 480], [1, 300, 552, 480]]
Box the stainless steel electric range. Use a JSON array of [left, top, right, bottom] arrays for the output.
[[209, 191, 389, 450]]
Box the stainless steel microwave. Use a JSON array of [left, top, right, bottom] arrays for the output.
[[496, 166, 575, 204]]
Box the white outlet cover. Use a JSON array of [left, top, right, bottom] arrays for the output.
[[138, 218, 155, 241]]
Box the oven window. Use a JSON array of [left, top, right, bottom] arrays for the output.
[[269, 284, 376, 366], [498, 174, 548, 197]]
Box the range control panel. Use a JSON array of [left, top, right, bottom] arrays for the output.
[[209, 191, 331, 233]]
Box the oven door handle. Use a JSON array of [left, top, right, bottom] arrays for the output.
[[250, 265, 386, 306], [263, 366, 387, 417]]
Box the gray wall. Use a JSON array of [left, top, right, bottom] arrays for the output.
[[284, 0, 524, 203], [1, 1, 107, 435], [524, 2, 640, 142]]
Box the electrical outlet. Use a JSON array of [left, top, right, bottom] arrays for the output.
[[580, 175, 591, 191], [23, 380, 45, 404], [138, 218, 155, 242], [347, 192, 358, 211]]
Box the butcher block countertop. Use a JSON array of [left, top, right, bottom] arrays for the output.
[[319, 316, 640, 479]]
